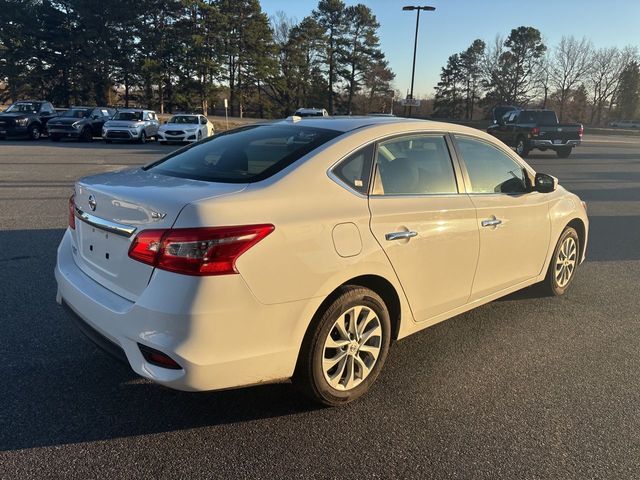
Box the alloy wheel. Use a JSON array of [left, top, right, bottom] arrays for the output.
[[322, 305, 382, 391], [555, 236, 577, 288]]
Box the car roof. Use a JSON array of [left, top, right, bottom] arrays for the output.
[[272, 115, 431, 133]]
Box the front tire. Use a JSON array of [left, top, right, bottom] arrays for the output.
[[138, 131, 146, 144], [556, 147, 572, 158], [294, 286, 391, 406], [80, 127, 93, 142], [541, 227, 580, 296], [50, 135, 60, 142], [28, 124, 41, 141]]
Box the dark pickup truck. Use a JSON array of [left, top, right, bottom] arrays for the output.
[[0, 100, 58, 140], [487, 109, 583, 158]]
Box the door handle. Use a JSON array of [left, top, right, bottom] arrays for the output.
[[385, 231, 418, 241], [481, 218, 502, 227]]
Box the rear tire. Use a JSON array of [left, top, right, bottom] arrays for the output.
[[556, 147, 572, 158], [515, 136, 530, 157], [294, 286, 391, 406], [540, 227, 580, 296]]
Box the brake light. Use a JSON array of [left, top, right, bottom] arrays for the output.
[[128, 224, 274, 276], [531, 127, 540, 136], [578, 125, 584, 138], [68, 194, 76, 230]]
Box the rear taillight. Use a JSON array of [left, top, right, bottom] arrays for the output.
[[138, 343, 182, 370], [128, 224, 274, 276], [531, 127, 540, 136], [68, 194, 76, 230], [578, 125, 584, 138]]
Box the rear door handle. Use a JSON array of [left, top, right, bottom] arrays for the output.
[[481, 218, 502, 227], [385, 231, 418, 241]]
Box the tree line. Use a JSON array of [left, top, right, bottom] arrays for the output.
[[433, 26, 640, 125], [0, 0, 394, 117]]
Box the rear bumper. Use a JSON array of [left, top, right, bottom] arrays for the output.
[[55, 229, 312, 392], [531, 139, 581, 148]]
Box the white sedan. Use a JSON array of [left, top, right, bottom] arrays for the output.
[[157, 114, 213, 144], [56, 117, 588, 406]]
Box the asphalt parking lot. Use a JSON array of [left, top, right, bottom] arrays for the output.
[[1, 134, 640, 479]]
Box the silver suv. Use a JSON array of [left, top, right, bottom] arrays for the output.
[[102, 109, 159, 143]]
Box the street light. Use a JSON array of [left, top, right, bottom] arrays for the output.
[[402, 5, 435, 117]]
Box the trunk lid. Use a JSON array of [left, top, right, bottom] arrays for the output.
[[72, 168, 247, 301]]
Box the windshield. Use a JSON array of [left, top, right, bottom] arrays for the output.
[[6, 103, 40, 114], [61, 108, 92, 119], [146, 124, 341, 183], [296, 111, 325, 117], [113, 111, 143, 121], [169, 115, 198, 124]]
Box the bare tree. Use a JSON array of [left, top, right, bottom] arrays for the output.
[[608, 45, 640, 116], [587, 47, 621, 124], [548, 36, 593, 121]]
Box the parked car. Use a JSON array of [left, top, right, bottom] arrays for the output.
[[609, 120, 640, 128], [56, 117, 588, 406], [102, 109, 159, 143], [487, 109, 583, 158], [0, 100, 58, 140], [294, 107, 329, 117], [47, 106, 116, 142], [157, 114, 213, 144]]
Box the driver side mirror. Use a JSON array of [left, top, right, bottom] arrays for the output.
[[534, 173, 558, 193]]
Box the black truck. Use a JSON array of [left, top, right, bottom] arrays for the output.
[[487, 109, 583, 158], [0, 100, 59, 140]]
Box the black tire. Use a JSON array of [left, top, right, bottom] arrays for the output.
[[105, 139, 112, 144], [159, 140, 167, 145], [515, 136, 530, 157], [138, 131, 146, 144], [28, 124, 41, 141], [50, 135, 61, 142], [80, 127, 93, 142], [556, 147, 572, 158], [294, 286, 391, 406], [540, 226, 580, 296]]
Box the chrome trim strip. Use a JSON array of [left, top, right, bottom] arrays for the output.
[[74, 207, 137, 237]]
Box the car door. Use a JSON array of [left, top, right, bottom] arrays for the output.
[[368, 134, 480, 322], [90, 109, 105, 135], [199, 116, 208, 138], [452, 135, 551, 300]]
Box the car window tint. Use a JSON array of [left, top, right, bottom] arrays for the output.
[[374, 135, 457, 195], [332, 144, 374, 194], [147, 124, 341, 183], [200, 117, 207, 125], [455, 136, 528, 194]]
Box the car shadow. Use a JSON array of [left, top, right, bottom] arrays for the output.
[[2, 208, 637, 450]]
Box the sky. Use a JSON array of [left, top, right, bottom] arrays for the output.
[[261, 0, 640, 99]]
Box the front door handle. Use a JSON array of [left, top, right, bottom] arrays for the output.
[[481, 218, 502, 227], [385, 231, 418, 241]]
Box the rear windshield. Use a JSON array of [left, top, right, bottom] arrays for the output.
[[145, 124, 341, 183], [520, 111, 558, 125]]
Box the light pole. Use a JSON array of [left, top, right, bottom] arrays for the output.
[[402, 5, 435, 117]]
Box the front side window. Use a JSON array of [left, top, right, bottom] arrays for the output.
[[373, 135, 458, 195], [146, 124, 341, 183], [454, 136, 528, 194]]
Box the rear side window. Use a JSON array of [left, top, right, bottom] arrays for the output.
[[147, 124, 341, 183], [331, 144, 374, 195], [454, 136, 527, 194], [373, 135, 458, 195]]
